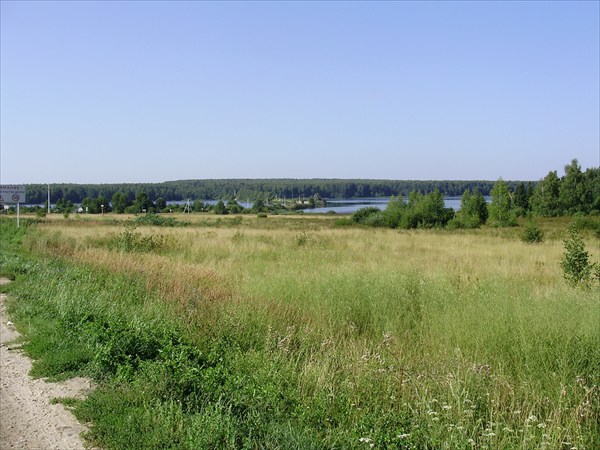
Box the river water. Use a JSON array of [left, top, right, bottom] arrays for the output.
[[302, 196, 469, 214], [168, 196, 481, 214]]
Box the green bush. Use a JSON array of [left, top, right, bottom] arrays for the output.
[[521, 220, 544, 243], [133, 213, 185, 227], [114, 224, 173, 253], [351, 207, 381, 224]]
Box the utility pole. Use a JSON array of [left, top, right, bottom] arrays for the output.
[[47, 184, 51, 214]]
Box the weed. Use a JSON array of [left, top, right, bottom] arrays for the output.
[[294, 231, 312, 246]]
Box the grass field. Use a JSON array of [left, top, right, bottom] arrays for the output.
[[1, 213, 598, 449]]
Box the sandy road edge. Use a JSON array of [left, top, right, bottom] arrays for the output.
[[0, 278, 95, 450]]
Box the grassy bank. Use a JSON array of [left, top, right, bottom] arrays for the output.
[[1, 215, 598, 449]]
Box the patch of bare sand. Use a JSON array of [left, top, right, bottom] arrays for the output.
[[0, 278, 95, 449]]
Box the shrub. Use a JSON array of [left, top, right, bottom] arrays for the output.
[[133, 213, 183, 227], [521, 220, 544, 243], [363, 211, 387, 227], [115, 224, 173, 253], [334, 218, 354, 227], [351, 207, 381, 224]]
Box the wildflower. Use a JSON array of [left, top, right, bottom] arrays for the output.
[[398, 433, 410, 439], [442, 404, 452, 410], [537, 423, 546, 429], [359, 437, 372, 443]]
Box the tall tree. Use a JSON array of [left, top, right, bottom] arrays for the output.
[[458, 189, 488, 227], [513, 182, 529, 213], [530, 171, 561, 216], [111, 192, 129, 214], [558, 159, 585, 214], [134, 191, 154, 213], [489, 179, 515, 227]]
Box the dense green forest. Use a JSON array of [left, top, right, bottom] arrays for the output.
[[27, 179, 510, 205], [15, 159, 600, 219]]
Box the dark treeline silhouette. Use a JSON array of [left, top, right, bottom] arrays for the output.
[[25, 179, 526, 205]]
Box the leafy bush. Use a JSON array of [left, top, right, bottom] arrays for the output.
[[362, 211, 387, 227], [114, 224, 173, 253], [133, 213, 185, 227], [521, 220, 544, 243], [351, 207, 381, 224]]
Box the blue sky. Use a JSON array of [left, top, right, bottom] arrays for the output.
[[1, 1, 598, 184]]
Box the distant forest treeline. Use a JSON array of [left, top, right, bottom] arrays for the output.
[[26, 179, 524, 204]]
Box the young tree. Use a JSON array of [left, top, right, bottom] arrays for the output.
[[561, 226, 596, 286], [513, 182, 529, 214], [226, 199, 243, 214], [252, 199, 266, 213], [489, 179, 516, 227], [455, 189, 488, 228], [214, 200, 228, 215], [155, 197, 167, 211]]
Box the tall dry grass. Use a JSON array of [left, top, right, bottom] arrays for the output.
[[11, 215, 600, 448]]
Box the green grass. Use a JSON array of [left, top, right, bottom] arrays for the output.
[[0, 216, 598, 449]]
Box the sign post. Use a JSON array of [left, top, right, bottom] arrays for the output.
[[0, 185, 26, 228]]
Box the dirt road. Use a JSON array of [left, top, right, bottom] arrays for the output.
[[0, 278, 93, 450]]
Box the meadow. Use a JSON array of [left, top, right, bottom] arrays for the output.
[[0, 213, 598, 449]]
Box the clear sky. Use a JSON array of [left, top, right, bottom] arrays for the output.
[[1, 1, 598, 184]]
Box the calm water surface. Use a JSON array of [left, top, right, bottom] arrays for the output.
[[303, 197, 471, 214], [167, 196, 489, 214]]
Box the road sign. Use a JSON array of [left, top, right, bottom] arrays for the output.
[[0, 185, 26, 204]]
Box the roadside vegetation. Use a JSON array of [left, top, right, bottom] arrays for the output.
[[0, 209, 598, 449]]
